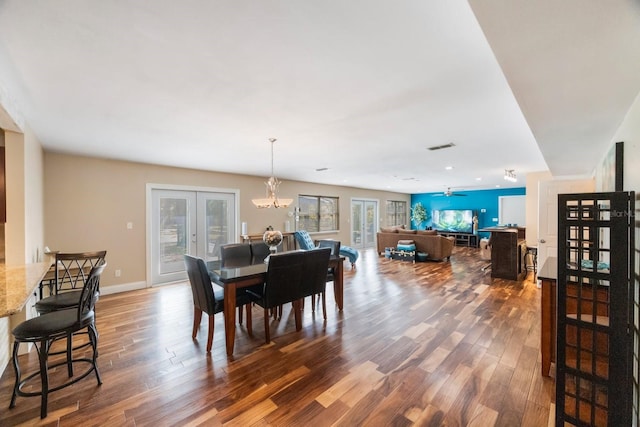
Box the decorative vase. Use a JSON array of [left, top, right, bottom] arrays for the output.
[[263, 230, 283, 261]]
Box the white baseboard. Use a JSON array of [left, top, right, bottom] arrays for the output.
[[100, 281, 147, 295]]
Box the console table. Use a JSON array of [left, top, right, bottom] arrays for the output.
[[438, 232, 478, 248], [241, 231, 297, 252]]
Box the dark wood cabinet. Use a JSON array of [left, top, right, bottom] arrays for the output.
[[481, 227, 526, 281]]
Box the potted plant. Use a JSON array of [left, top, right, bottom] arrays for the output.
[[411, 202, 429, 229]]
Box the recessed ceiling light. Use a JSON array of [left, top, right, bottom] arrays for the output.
[[475, 177, 482, 181], [445, 166, 453, 170]]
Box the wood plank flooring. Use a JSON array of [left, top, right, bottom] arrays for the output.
[[0, 247, 555, 426]]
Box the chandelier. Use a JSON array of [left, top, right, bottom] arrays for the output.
[[251, 138, 293, 208]]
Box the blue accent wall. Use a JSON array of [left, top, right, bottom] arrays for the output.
[[411, 187, 526, 239]]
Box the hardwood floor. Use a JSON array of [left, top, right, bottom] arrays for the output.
[[0, 247, 555, 426]]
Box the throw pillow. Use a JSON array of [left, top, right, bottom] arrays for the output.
[[380, 227, 398, 233]]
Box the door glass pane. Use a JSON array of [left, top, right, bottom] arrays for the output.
[[352, 202, 362, 246], [365, 201, 376, 247], [159, 197, 189, 274], [206, 198, 228, 259]]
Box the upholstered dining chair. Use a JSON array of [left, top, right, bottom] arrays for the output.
[[219, 243, 252, 267], [36, 251, 107, 314], [184, 254, 254, 352], [250, 241, 271, 264], [246, 251, 306, 344], [11, 263, 106, 419], [299, 248, 331, 319], [311, 241, 339, 311], [219, 243, 263, 324]]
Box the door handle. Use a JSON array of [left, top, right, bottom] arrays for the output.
[[539, 239, 546, 243]]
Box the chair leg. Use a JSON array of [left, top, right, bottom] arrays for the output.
[[88, 323, 102, 385], [311, 294, 316, 312], [321, 292, 327, 320], [206, 314, 214, 353], [10, 340, 20, 410], [66, 332, 73, 377], [36, 339, 51, 419], [263, 309, 270, 344], [238, 305, 243, 325], [192, 307, 202, 339], [293, 300, 302, 331], [246, 304, 253, 337]]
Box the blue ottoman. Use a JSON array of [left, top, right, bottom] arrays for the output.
[[340, 246, 359, 268]]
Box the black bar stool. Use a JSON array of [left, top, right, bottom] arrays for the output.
[[10, 263, 106, 419]]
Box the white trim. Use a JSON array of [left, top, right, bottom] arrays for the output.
[[100, 281, 148, 296]]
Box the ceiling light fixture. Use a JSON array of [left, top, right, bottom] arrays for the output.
[[251, 138, 293, 209], [504, 169, 517, 182]]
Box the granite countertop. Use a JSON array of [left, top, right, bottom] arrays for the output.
[[0, 261, 52, 318]]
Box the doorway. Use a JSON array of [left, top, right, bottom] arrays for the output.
[[351, 199, 378, 249], [149, 186, 237, 285]]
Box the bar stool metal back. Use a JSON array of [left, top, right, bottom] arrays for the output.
[[36, 251, 107, 314], [10, 262, 106, 419]]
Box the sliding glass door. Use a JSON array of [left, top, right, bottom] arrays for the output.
[[351, 198, 378, 249]]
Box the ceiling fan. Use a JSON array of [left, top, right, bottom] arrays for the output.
[[433, 187, 467, 197]]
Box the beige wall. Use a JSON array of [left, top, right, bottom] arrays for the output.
[[44, 152, 409, 290]]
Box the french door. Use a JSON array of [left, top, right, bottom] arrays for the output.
[[351, 199, 378, 249], [149, 187, 237, 285]]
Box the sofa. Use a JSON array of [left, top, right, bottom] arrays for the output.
[[376, 227, 454, 261]]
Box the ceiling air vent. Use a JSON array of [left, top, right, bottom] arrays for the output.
[[427, 142, 456, 151]]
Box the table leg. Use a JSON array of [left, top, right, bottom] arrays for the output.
[[333, 260, 344, 310], [224, 282, 237, 356]]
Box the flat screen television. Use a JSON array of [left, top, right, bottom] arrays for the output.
[[432, 209, 474, 233]]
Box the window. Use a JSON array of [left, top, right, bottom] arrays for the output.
[[298, 195, 339, 232], [386, 200, 407, 226]]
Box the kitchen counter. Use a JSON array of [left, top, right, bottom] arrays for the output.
[[0, 261, 51, 318]]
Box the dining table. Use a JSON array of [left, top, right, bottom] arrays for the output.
[[207, 253, 345, 356]]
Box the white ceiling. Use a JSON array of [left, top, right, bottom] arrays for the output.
[[0, 0, 638, 194]]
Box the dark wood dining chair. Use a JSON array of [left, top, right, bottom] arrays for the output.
[[219, 243, 260, 324], [219, 243, 252, 267], [36, 251, 107, 314], [250, 241, 271, 264], [300, 247, 331, 319], [311, 241, 339, 311], [184, 254, 254, 352], [11, 263, 106, 419], [246, 251, 306, 344]]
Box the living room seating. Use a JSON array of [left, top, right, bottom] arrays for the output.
[[376, 227, 454, 261], [10, 263, 106, 419]]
